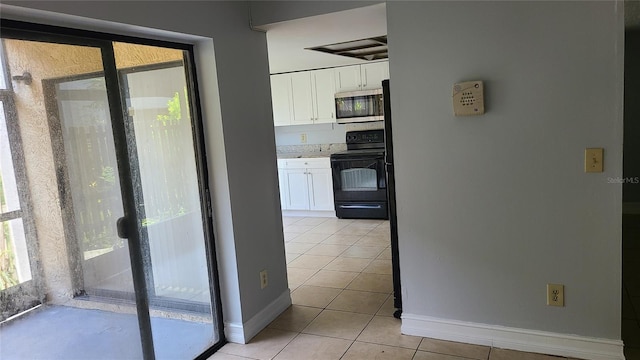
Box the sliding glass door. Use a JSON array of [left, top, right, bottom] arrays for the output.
[[114, 43, 218, 358], [0, 21, 222, 360]]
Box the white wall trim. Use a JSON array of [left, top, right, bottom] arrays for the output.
[[224, 289, 292, 344], [223, 321, 246, 344], [401, 313, 625, 360], [623, 202, 640, 214]]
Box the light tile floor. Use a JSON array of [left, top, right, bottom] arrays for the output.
[[209, 217, 592, 360]]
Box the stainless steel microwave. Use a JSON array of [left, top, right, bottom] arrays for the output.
[[334, 89, 384, 123]]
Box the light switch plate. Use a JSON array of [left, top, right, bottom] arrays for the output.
[[584, 148, 604, 173]]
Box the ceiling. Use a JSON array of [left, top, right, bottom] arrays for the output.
[[261, 3, 387, 74], [306, 35, 388, 62]]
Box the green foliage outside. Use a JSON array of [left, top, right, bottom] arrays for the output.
[[139, 89, 190, 228], [0, 221, 18, 290], [156, 92, 182, 125], [82, 164, 123, 255]]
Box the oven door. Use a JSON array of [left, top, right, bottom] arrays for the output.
[[331, 154, 388, 219]]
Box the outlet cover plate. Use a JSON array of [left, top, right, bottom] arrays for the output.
[[547, 284, 564, 307], [260, 270, 268, 289]]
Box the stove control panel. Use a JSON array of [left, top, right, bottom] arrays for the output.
[[346, 129, 385, 145]]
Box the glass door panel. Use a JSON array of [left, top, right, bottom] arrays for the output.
[[114, 42, 217, 358], [50, 76, 134, 295], [1, 38, 143, 359]]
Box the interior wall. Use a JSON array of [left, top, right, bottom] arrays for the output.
[[1, 0, 288, 341], [249, 0, 382, 28], [386, 0, 623, 339]]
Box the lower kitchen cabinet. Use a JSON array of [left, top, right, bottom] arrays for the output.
[[278, 158, 334, 212], [283, 168, 310, 210], [307, 168, 333, 210]]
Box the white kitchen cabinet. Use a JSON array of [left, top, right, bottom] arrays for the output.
[[290, 69, 336, 125], [334, 65, 362, 93], [360, 61, 389, 90], [312, 68, 336, 124], [272, 70, 335, 126], [290, 72, 315, 125], [271, 74, 293, 126], [278, 158, 334, 212], [334, 61, 389, 92], [283, 168, 310, 209], [307, 168, 334, 210]]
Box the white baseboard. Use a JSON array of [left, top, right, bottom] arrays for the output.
[[224, 322, 245, 344], [623, 202, 640, 214], [401, 313, 625, 360], [224, 289, 291, 344], [282, 210, 336, 218]]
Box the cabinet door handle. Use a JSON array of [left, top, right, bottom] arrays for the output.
[[363, 68, 367, 87]]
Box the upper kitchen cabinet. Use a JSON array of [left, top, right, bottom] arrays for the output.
[[290, 71, 315, 125], [273, 68, 336, 126], [334, 65, 361, 93], [361, 61, 389, 90], [334, 61, 389, 93], [271, 73, 293, 126], [311, 68, 336, 124]]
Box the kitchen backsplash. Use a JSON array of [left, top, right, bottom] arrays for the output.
[[276, 143, 347, 155]]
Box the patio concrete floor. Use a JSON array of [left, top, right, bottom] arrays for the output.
[[0, 305, 215, 359]]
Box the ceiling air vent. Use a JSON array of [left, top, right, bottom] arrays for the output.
[[306, 36, 388, 61]]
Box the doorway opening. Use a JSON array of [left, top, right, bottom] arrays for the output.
[[623, 27, 640, 360]]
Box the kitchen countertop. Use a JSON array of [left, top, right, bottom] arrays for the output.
[[276, 152, 333, 159], [275, 143, 347, 159]]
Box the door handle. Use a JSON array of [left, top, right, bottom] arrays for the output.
[[339, 204, 382, 209], [116, 217, 130, 239]]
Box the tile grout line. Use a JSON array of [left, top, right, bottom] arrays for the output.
[[271, 217, 394, 359], [299, 216, 393, 358]]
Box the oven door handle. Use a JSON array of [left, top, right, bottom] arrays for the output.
[[338, 204, 383, 209]]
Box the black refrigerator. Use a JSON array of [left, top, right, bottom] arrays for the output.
[[383, 79, 402, 318]]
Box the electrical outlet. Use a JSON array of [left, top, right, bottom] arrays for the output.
[[300, 133, 307, 143], [546, 284, 564, 307], [260, 270, 268, 289]]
